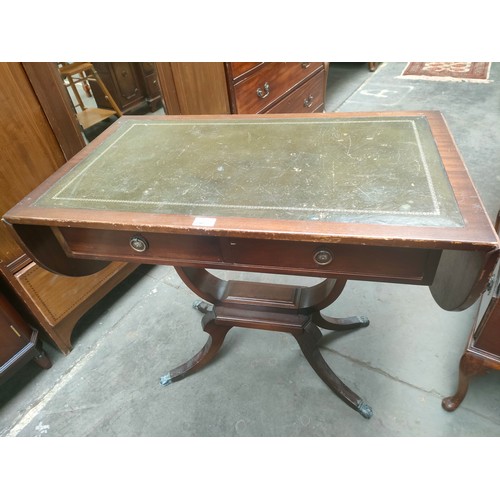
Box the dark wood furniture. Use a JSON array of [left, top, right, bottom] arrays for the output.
[[156, 62, 327, 115], [4, 111, 498, 418], [0, 62, 137, 355], [90, 63, 162, 114], [0, 289, 51, 383], [442, 211, 500, 411]]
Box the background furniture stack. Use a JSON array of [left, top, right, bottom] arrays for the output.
[[0, 63, 137, 365], [0, 61, 328, 383], [90, 62, 163, 114], [156, 62, 328, 115]]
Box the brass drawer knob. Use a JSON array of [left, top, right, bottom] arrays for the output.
[[130, 235, 149, 252], [313, 249, 333, 266]]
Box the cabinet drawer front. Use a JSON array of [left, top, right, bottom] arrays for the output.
[[233, 62, 323, 114], [229, 62, 263, 80], [0, 293, 32, 363], [112, 63, 143, 101], [143, 73, 160, 98], [58, 228, 222, 266], [267, 70, 325, 114], [221, 238, 439, 284]]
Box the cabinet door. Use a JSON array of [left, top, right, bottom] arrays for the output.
[[91, 63, 145, 113], [110, 63, 144, 106], [0, 63, 65, 265]]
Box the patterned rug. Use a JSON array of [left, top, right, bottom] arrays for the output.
[[401, 62, 492, 82]]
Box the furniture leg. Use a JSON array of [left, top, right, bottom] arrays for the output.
[[441, 351, 490, 411], [160, 310, 231, 386], [169, 267, 372, 418], [33, 348, 52, 369], [312, 311, 370, 331], [293, 321, 373, 418]]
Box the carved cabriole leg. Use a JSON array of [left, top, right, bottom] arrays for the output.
[[441, 352, 491, 411]]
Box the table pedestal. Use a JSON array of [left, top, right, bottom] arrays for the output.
[[160, 268, 372, 419]]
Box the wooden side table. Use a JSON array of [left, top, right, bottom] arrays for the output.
[[4, 112, 498, 418], [442, 211, 500, 411]]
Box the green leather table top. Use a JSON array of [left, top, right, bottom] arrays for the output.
[[34, 116, 463, 227]]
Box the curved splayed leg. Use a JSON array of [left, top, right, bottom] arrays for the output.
[[292, 321, 373, 418], [312, 311, 370, 331], [160, 311, 231, 386]]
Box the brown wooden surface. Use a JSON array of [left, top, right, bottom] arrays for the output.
[[232, 62, 323, 114], [159, 63, 231, 115], [4, 111, 498, 313], [0, 63, 65, 265], [269, 69, 325, 113], [227, 62, 263, 80], [0, 62, 137, 353], [6, 111, 497, 249], [10, 261, 138, 354], [22, 62, 86, 160], [155, 62, 327, 115]]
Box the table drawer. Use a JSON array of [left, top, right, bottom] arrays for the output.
[[233, 62, 323, 114], [56, 227, 222, 266], [221, 238, 440, 284], [267, 70, 325, 114]]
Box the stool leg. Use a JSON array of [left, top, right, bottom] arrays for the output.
[[66, 74, 86, 111], [90, 68, 123, 117]]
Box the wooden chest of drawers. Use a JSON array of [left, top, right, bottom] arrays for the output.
[[156, 62, 328, 115], [227, 62, 325, 114], [0, 289, 51, 384]]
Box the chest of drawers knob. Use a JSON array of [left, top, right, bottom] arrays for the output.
[[304, 94, 314, 108], [256, 82, 270, 99]]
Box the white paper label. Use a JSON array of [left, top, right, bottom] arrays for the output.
[[192, 217, 216, 227]]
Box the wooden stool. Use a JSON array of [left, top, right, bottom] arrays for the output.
[[58, 62, 122, 130]]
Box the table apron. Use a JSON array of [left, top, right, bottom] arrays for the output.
[[54, 227, 441, 285]]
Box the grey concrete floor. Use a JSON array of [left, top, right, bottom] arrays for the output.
[[2, 63, 500, 439]]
